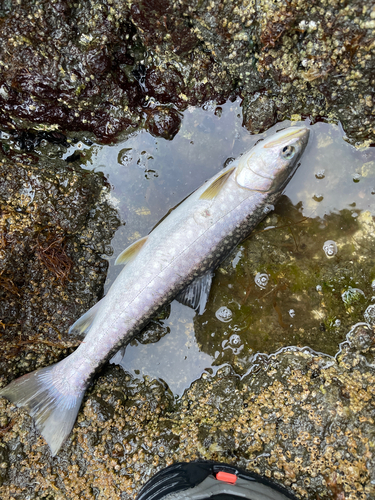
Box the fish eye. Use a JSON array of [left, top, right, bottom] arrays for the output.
[[281, 145, 295, 159]]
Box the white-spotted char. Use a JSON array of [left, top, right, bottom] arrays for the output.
[[0, 126, 310, 455]]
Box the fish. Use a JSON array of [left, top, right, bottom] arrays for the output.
[[0, 126, 310, 456]]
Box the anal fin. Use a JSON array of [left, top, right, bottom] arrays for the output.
[[175, 270, 214, 315], [115, 235, 148, 266], [68, 297, 105, 337]]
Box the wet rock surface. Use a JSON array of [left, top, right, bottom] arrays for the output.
[[1, 111, 374, 500], [0, 147, 120, 383], [144, 107, 182, 140], [0, 324, 374, 499], [0, 0, 374, 144], [242, 94, 277, 135], [0, 2, 375, 498]]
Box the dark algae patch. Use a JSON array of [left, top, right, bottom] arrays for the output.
[[1, 325, 375, 498], [0, 0, 374, 144]]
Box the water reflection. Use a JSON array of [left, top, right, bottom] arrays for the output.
[[62, 101, 375, 394], [110, 302, 213, 395]]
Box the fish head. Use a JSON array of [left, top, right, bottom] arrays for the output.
[[236, 126, 310, 192]]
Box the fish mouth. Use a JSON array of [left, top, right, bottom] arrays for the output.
[[264, 126, 310, 149]]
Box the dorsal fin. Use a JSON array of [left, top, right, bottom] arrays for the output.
[[199, 167, 235, 200], [115, 235, 148, 266]]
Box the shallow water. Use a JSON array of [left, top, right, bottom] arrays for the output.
[[61, 100, 375, 395]]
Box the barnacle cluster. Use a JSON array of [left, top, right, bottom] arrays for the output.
[[1, 324, 374, 498], [0, 0, 373, 144], [0, 150, 120, 382]]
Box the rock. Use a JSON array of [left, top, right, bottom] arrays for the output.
[[0, 148, 120, 382], [145, 107, 182, 140], [0, 0, 372, 145], [242, 94, 277, 134], [1, 325, 374, 499]]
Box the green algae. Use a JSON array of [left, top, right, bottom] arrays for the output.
[[194, 205, 375, 369]]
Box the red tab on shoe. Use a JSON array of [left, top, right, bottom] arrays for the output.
[[215, 471, 237, 484]]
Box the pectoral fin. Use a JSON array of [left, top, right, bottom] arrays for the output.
[[115, 235, 148, 266], [68, 297, 105, 336], [199, 167, 235, 200], [176, 270, 214, 315]]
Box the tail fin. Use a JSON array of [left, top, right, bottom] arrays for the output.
[[0, 363, 86, 456]]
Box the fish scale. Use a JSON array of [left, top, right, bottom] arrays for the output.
[[0, 126, 310, 456]]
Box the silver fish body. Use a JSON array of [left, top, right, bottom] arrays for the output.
[[0, 126, 310, 455]]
